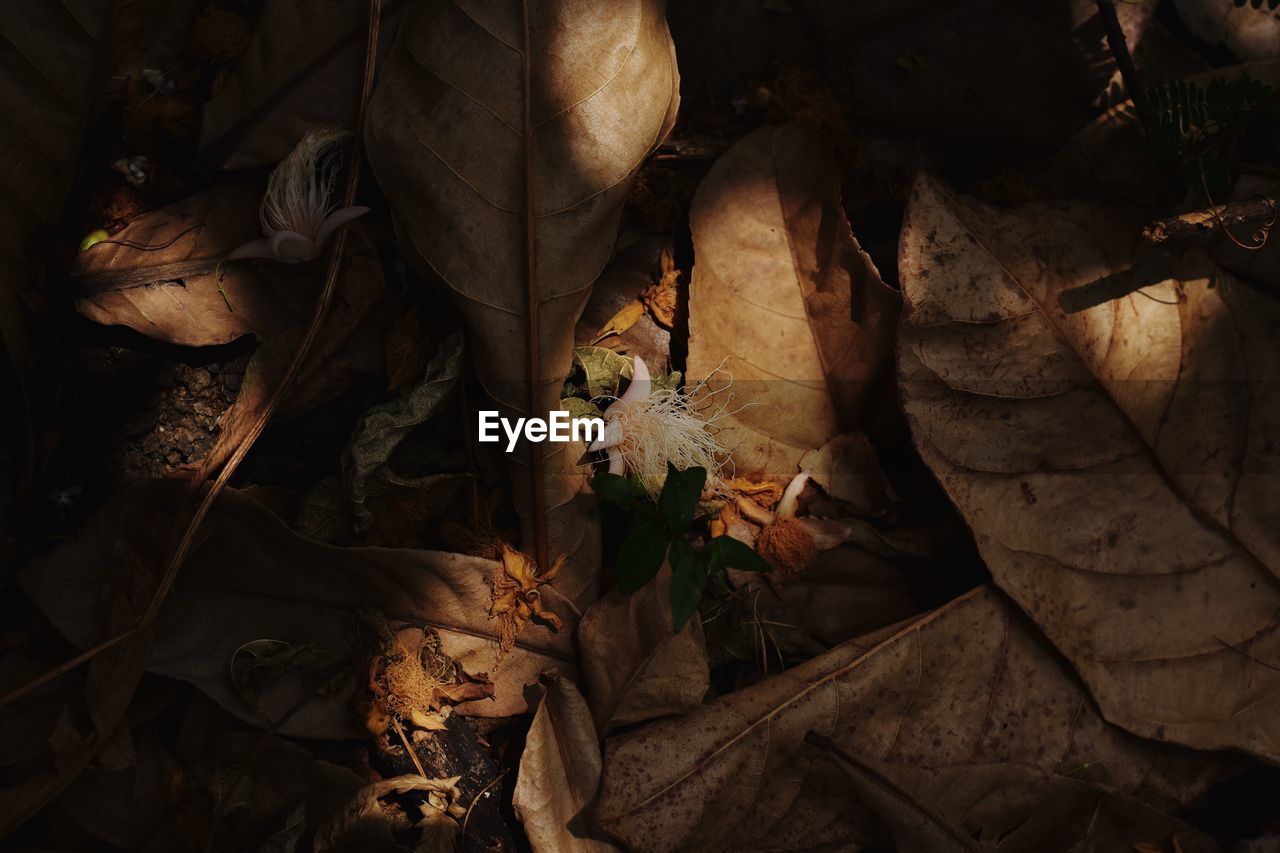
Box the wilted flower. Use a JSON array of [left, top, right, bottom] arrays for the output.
[[228, 128, 369, 263]]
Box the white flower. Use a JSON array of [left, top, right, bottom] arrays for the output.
[[588, 356, 730, 497], [228, 128, 369, 263]]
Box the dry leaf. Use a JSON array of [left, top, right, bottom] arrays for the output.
[[0, 520, 155, 834], [0, 1, 114, 433], [898, 173, 1280, 760], [592, 299, 647, 344], [595, 587, 1225, 851], [72, 184, 318, 346], [798, 432, 895, 516], [809, 734, 1220, 853], [365, 0, 680, 606], [578, 566, 710, 734], [345, 333, 464, 530], [1175, 0, 1280, 62], [314, 774, 465, 853], [20, 480, 577, 739], [514, 674, 618, 853], [199, 0, 411, 169], [576, 235, 673, 371], [686, 123, 900, 479]]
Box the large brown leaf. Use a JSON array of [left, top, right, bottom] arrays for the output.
[[364, 0, 680, 604], [513, 674, 617, 853], [593, 587, 1221, 852], [19, 480, 577, 739], [199, 0, 411, 169], [0, 2, 114, 429], [0, 507, 155, 834], [578, 567, 709, 735], [898, 173, 1280, 761], [72, 184, 318, 346], [686, 123, 900, 479]]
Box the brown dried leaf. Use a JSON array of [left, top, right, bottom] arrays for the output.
[[578, 567, 709, 734], [809, 734, 1220, 853], [20, 480, 577, 739], [576, 235, 673, 371], [199, 0, 411, 169], [898, 174, 1280, 760], [315, 774, 464, 853], [594, 588, 1223, 852], [72, 184, 318, 346], [686, 123, 900, 479], [365, 0, 680, 606], [0, 524, 155, 834], [513, 674, 618, 853]]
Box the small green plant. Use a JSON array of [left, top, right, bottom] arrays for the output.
[[1144, 74, 1280, 196], [594, 463, 770, 632]]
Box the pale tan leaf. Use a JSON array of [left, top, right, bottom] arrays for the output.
[[594, 587, 1222, 852], [1175, 0, 1280, 62], [686, 123, 900, 479], [19, 480, 577, 738], [578, 568, 709, 734], [513, 674, 617, 853], [199, 0, 411, 169], [365, 0, 680, 605], [898, 173, 1280, 760], [72, 184, 318, 346]]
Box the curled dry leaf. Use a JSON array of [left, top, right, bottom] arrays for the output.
[[72, 184, 318, 346], [345, 333, 464, 530], [314, 774, 465, 853], [365, 0, 680, 606], [514, 674, 618, 853], [199, 0, 411, 169], [593, 587, 1222, 852], [686, 123, 900, 479], [578, 566, 710, 735], [20, 480, 577, 739], [0, 1, 114, 426], [898, 174, 1280, 760]]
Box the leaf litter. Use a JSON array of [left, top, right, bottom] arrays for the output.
[[3, 1, 1280, 851]]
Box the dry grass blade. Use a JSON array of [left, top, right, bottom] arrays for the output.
[[0, 0, 384, 713]]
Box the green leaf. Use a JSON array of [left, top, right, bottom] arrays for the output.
[[593, 472, 646, 508], [668, 538, 707, 633], [618, 521, 669, 595], [705, 535, 772, 573], [659, 463, 706, 534]]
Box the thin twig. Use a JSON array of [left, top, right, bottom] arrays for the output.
[[392, 716, 429, 777], [0, 0, 384, 713], [460, 770, 508, 852], [1094, 0, 1151, 126], [1143, 195, 1278, 246]]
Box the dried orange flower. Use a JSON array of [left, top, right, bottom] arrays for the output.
[[490, 545, 564, 656]]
